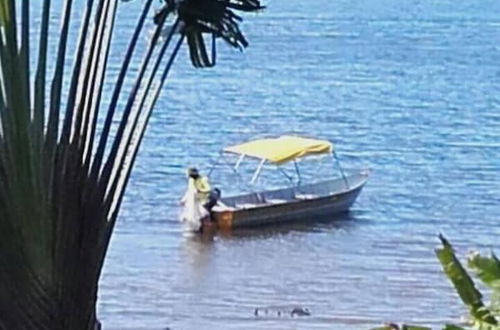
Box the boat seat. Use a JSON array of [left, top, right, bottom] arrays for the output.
[[294, 194, 318, 200]]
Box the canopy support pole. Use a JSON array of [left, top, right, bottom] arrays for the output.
[[250, 159, 266, 184], [207, 152, 223, 178], [234, 154, 245, 170], [293, 160, 302, 187], [218, 153, 255, 192], [277, 166, 295, 186], [332, 152, 349, 189]]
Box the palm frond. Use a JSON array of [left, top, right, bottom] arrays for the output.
[[0, 0, 263, 328], [436, 235, 499, 328], [468, 252, 500, 291], [442, 325, 467, 330], [468, 252, 500, 316], [155, 0, 264, 67]]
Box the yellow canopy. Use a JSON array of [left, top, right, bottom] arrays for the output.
[[224, 136, 333, 165]]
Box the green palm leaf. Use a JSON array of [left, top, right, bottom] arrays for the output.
[[443, 325, 467, 330], [436, 235, 498, 328], [468, 252, 500, 291], [468, 252, 500, 316]]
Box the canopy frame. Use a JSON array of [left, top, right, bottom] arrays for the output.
[[332, 151, 349, 189], [250, 159, 266, 184], [293, 160, 302, 187], [207, 136, 349, 190]]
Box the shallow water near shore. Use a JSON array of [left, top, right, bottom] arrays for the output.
[[43, 0, 500, 328]]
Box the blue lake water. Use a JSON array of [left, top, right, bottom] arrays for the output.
[[43, 0, 500, 328]]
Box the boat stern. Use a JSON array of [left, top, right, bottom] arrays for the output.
[[212, 210, 235, 230]]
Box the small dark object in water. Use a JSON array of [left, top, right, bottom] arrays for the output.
[[255, 305, 311, 318], [290, 307, 311, 317]]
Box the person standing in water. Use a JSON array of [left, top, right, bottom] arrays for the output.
[[185, 167, 219, 212], [188, 167, 210, 204], [180, 167, 220, 231]]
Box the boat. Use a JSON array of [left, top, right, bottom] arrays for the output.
[[205, 135, 370, 230]]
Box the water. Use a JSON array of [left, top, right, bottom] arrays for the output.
[[43, 0, 500, 328]]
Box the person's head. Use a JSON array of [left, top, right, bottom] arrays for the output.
[[187, 167, 200, 179]]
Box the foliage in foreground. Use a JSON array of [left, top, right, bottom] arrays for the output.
[[372, 235, 500, 330], [0, 0, 262, 328]]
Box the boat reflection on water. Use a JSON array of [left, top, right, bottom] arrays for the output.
[[180, 210, 361, 289], [182, 209, 362, 244], [177, 209, 368, 324], [215, 210, 361, 240], [180, 232, 216, 283]]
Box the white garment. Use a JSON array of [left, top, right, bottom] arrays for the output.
[[180, 180, 209, 232]]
